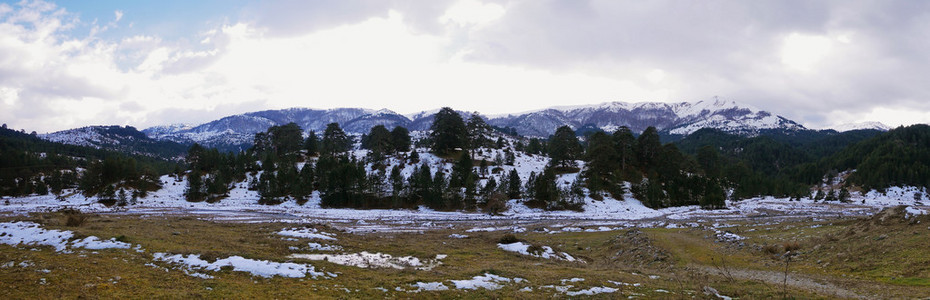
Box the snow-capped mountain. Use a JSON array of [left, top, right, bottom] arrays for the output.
[[142, 108, 412, 151], [138, 99, 807, 150], [488, 99, 805, 136], [40, 125, 187, 159], [829, 122, 891, 132]]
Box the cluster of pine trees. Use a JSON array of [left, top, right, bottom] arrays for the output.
[[0, 125, 177, 204]]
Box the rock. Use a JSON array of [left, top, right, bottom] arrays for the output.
[[703, 286, 720, 296]]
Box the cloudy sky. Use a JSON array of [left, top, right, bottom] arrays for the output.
[[2, 0, 929, 133]]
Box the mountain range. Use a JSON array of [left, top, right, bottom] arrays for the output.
[[41, 100, 889, 151]]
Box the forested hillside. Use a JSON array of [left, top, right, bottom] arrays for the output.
[[0, 125, 178, 202], [4, 114, 929, 212]]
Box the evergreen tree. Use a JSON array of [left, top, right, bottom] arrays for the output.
[[507, 169, 522, 199], [612, 127, 638, 178], [700, 179, 726, 209], [429, 107, 467, 155], [636, 126, 663, 171], [321, 123, 352, 156], [363, 125, 393, 163], [296, 162, 315, 200], [466, 113, 492, 149], [582, 131, 618, 196], [390, 165, 404, 207], [838, 187, 850, 203], [304, 131, 319, 156], [548, 126, 581, 169], [185, 171, 204, 202], [451, 152, 474, 188], [391, 126, 411, 152]]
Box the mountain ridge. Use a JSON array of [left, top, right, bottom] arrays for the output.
[[43, 100, 890, 151]]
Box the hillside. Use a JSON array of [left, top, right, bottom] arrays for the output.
[[41, 126, 187, 159]]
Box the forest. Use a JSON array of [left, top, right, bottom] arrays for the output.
[[2, 114, 929, 212]]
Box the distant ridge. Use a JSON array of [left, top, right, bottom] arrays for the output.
[[45, 100, 827, 150]]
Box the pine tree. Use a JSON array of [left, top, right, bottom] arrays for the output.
[[466, 113, 492, 149], [451, 152, 474, 188], [636, 126, 662, 171], [322, 123, 352, 157], [185, 171, 204, 202], [507, 169, 522, 199], [391, 126, 411, 152], [582, 131, 618, 195], [304, 131, 319, 156], [838, 187, 850, 203], [548, 126, 581, 169], [429, 107, 467, 155], [390, 165, 404, 207]]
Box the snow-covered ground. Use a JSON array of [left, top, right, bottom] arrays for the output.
[[1, 146, 927, 227]]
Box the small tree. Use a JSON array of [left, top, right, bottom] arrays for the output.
[[506, 169, 522, 199]]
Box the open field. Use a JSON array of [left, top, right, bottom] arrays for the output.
[[1, 206, 928, 299]]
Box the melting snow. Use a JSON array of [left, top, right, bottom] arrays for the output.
[[153, 253, 327, 278], [566, 286, 619, 296], [451, 273, 526, 290], [288, 252, 444, 270], [0, 222, 136, 252], [498, 242, 576, 261], [71, 236, 132, 250], [305, 242, 343, 251], [277, 227, 337, 240]]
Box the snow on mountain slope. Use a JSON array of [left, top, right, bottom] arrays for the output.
[[141, 100, 807, 149], [829, 122, 891, 132], [40, 125, 187, 158], [142, 108, 411, 151], [489, 99, 805, 136]]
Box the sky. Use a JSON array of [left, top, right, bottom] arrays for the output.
[[1, 0, 930, 133]]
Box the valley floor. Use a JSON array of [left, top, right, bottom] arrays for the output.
[[1, 183, 929, 298]]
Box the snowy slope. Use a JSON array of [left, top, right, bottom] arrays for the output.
[[140, 100, 807, 150], [828, 122, 891, 132], [488, 99, 805, 136], [40, 125, 187, 158]]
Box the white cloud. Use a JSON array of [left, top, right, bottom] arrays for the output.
[[781, 33, 834, 71], [0, 0, 929, 133], [439, 0, 505, 26]]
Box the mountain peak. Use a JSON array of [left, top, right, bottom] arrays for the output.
[[829, 121, 891, 132]]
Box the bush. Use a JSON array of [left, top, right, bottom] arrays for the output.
[[783, 241, 802, 253], [65, 213, 87, 227], [498, 234, 519, 244], [762, 244, 782, 255], [483, 193, 509, 215]]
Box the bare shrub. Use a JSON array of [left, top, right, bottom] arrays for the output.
[[783, 241, 802, 253], [762, 244, 782, 255], [483, 193, 509, 215]]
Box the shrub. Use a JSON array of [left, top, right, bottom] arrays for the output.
[[762, 244, 782, 255], [783, 241, 802, 253], [498, 234, 519, 244]]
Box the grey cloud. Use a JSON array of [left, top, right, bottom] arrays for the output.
[[450, 0, 930, 127], [140, 99, 270, 128]]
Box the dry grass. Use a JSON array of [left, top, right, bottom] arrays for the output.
[[0, 212, 927, 298]]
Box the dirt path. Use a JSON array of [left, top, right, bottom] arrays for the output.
[[694, 265, 865, 299]]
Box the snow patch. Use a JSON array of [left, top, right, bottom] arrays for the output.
[[288, 252, 444, 270], [153, 253, 327, 278], [277, 227, 337, 240], [498, 242, 576, 261]]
